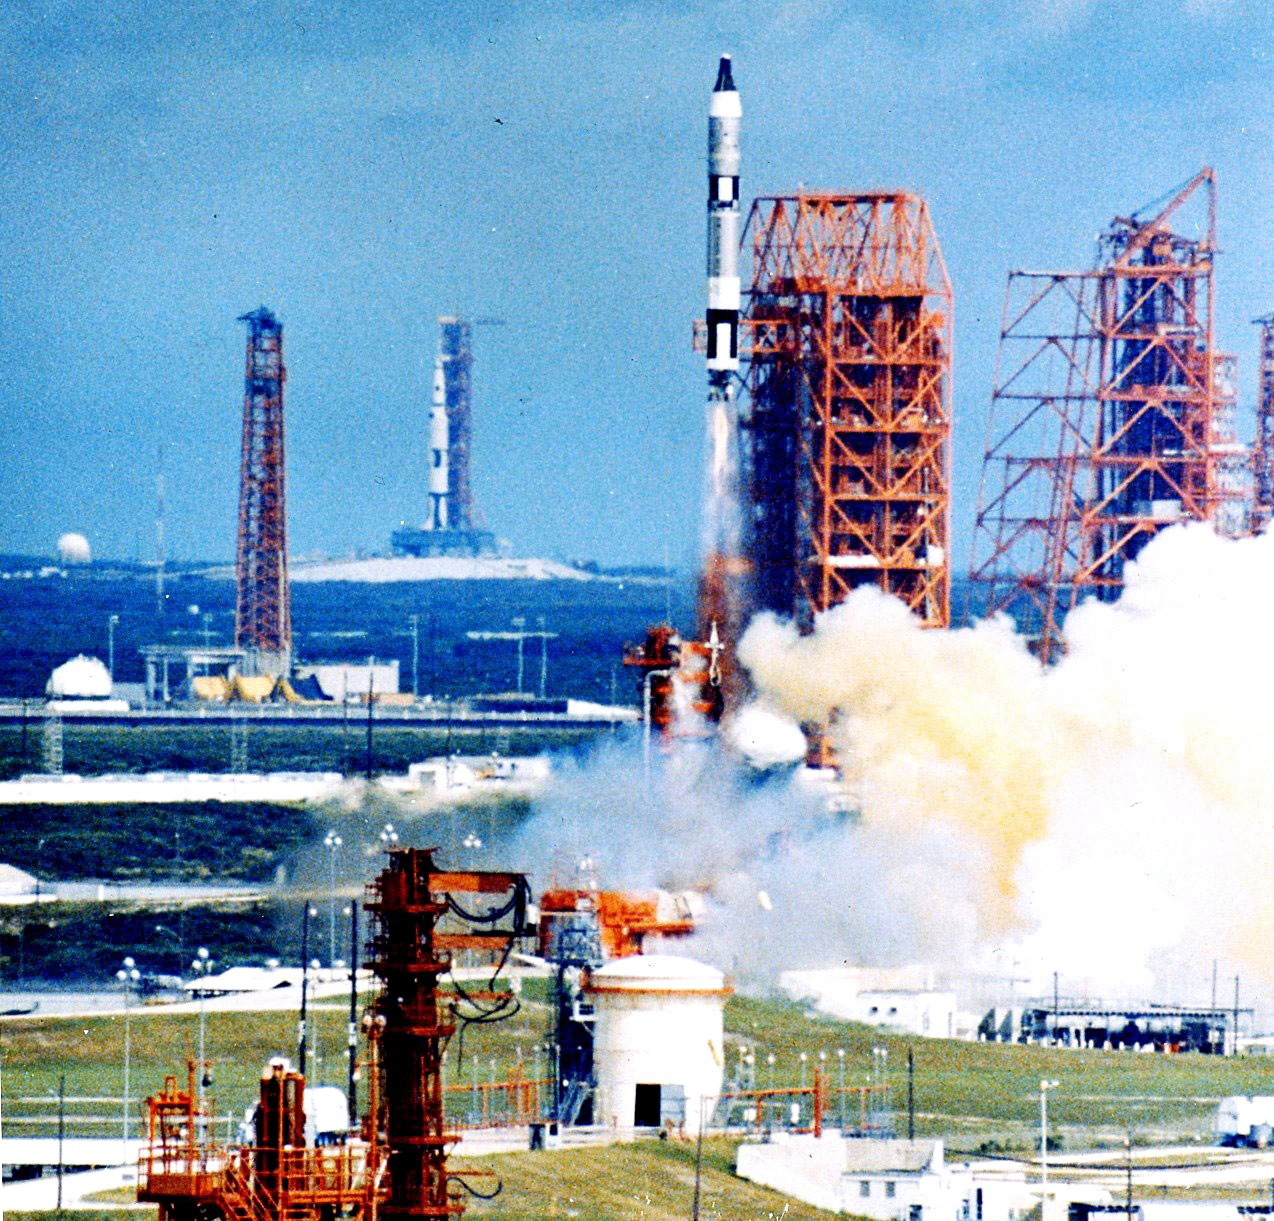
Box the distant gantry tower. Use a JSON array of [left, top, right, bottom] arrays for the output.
[[969, 169, 1244, 659], [1252, 314, 1274, 533], [234, 306, 292, 676], [741, 192, 953, 631]]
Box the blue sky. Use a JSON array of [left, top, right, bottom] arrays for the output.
[[1, 1, 1271, 566]]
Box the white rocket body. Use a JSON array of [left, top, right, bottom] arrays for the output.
[[706, 56, 741, 375], [427, 356, 449, 531]]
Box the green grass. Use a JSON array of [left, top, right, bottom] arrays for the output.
[[5, 991, 1273, 1152], [727, 994, 1274, 1150], [456, 1137, 835, 1218], [9, 991, 1274, 1219]]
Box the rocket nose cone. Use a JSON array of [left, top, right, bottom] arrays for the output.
[[713, 54, 736, 93]]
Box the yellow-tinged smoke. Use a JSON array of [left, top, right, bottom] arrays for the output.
[[737, 523, 1274, 994]]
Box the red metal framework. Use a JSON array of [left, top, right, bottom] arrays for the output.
[[138, 1061, 374, 1221], [969, 169, 1241, 658], [234, 307, 291, 672], [622, 624, 723, 735], [742, 192, 953, 631], [1253, 315, 1274, 532], [367, 848, 527, 1220]]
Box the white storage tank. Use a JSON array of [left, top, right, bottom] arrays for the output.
[[586, 953, 730, 1136]]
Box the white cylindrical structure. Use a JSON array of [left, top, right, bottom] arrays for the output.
[[587, 954, 730, 1136], [706, 55, 741, 376], [427, 356, 449, 530]]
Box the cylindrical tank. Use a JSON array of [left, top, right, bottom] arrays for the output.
[[586, 953, 730, 1136]]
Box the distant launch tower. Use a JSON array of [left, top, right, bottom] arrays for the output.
[[1252, 314, 1274, 533], [970, 169, 1243, 658], [392, 316, 496, 558], [741, 192, 953, 631], [234, 306, 291, 676]]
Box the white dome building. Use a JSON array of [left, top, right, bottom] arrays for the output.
[[56, 532, 91, 565], [586, 954, 730, 1136], [45, 655, 128, 711]]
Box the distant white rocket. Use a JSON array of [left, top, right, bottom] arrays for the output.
[[426, 355, 449, 531]]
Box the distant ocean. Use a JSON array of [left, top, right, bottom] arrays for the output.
[[0, 559, 692, 704]]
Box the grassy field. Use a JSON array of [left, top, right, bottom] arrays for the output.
[[8, 991, 1274, 1220], [5, 991, 1274, 1152]]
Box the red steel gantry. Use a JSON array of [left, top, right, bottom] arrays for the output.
[[1253, 314, 1274, 533], [234, 306, 291, 674], [741, 192, 953, 632], [969, 169, 1243, 659]]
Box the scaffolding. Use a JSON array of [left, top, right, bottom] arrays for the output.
[[234, 307, 291, 675], [970, 169, 1243, 657], [1253, 315, 1274, 532], [741, 192, 953, 632], [367, 847, 528, 1219]]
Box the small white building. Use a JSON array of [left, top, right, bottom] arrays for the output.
[[394, 754, 552, 797], [737, 1134, 1109, 1220], [781, 966, 959, 1038], [586, 954, 730, 1136], [294, 660, 399, 702]]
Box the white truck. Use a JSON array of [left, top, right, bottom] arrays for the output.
[[1215, 1096, 1274, 1147]]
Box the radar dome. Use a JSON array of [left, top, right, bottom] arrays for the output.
[[57, 533, 91, 565], [47, 654, 112, 699]]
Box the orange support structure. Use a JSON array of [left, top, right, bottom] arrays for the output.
[[742, 192, 953, 632], [234, 306, 291, 673], [970, 169, 1244, 658], [367, 847, 528, 1220]]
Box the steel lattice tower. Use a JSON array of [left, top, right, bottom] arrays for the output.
[[1253, 315, 1274, 532], [970, 169, 1242, 659], [741, 192, 953, 631], [234, 306, 291, 674]]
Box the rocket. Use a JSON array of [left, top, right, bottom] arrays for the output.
[[706, 54, 740, 377], [696, 54, 745, 712], [427, 355, 449, 531]]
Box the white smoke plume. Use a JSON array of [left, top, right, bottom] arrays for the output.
[[508, 523, 1274, 1012], [740, 523, 1274, 1004]]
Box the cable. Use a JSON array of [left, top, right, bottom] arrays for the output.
[[446, 878, 530, 928], [451, 1174, 503, 1201]]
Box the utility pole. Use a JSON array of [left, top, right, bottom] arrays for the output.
[[1125, 1131, 1133, 1220], [512, 616, 526, 692], [56, 1072, 66, 1217], [409, 614, 420, 698], [348, 902, 359, 1126], [107, 614, 120, 682], [298, 905, 311, 1078], [907, 1046, 915, 1141], [365, 672, 375, 783], [538, 615, 548, 698], [1234, 975, 1242, 1057]]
